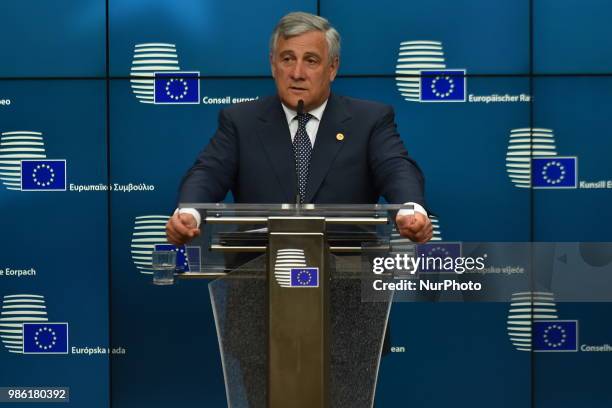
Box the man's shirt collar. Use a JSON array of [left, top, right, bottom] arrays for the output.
[[281, 99, 328, 125]]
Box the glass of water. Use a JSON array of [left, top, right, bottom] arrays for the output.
[[152, 250, 176, 285]]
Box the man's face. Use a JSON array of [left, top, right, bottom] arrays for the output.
[[270, 30, 339, 112]]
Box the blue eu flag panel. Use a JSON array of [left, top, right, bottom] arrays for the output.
[[22, 323, 69, 354], [185, 246, 202, 272], [154, 72, 200, 104], [154, 244, 190, 272], [533, 320, 578, 352], [20, 160, 67, 191], [416, 243, 463, 273], [532, 157, 578, 189], [420, 70, 466, 102], [290, 268, 319, 287]]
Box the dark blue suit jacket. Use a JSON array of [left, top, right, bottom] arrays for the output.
[[179, 93, 425, 206]]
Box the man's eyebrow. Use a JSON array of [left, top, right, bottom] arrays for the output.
[[303, 52, 322, 60], [278, 50, 295, 56]]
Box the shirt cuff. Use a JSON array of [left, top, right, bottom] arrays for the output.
[[398, 202, 428, 217], [174, 207, 202, 228]]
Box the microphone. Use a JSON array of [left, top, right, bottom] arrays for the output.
[[295, 100, 304, 205]]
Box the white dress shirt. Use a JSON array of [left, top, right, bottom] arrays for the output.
[[178, 99, 427, 227], [281, 99, 328, 146]]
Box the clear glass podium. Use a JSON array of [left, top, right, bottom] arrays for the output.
[[176, 203, 410, 408]]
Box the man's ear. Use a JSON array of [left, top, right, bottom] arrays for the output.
[[270, 53, 276, 78], [329, 57, 339, 82]]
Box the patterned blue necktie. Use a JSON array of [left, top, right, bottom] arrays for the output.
[[293, 112, 313, 203]]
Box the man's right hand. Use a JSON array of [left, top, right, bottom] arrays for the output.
[[166, 212, 200, 246]]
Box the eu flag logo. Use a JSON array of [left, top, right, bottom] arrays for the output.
[[532, 157, 577, 188], [21, 160, 66, 191], [533, 320, 578, 352], [154, 72, 200, 104], [290, 268, 319, 287], [416, 243, 462, 273], [154, 244, 189, 272], [23, 323, 69, 354], [185, 246, 201, 272], [420, 70, 466, 102]]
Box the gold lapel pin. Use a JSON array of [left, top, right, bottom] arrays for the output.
[[336, 133, 344, 141]]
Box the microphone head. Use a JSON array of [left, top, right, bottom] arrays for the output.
[[297, 99, 304, 115]]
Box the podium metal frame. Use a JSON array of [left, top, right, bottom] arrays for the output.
[[178, 204, 402, 408]]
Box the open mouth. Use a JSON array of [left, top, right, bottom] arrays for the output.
[[289, 86, 307, 92]]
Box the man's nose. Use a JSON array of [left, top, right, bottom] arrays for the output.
[[290, 60, 305, 80]]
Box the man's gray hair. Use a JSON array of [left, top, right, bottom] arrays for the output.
[[270, 12, 340, 63]]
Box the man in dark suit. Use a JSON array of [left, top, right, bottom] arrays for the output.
[[166, 11, 432, 245]]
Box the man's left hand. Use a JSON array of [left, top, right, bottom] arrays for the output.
[[395, 212, 433, 243]]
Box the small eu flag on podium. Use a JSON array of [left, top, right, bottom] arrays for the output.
[[154, 72, 200, 104], [154, 244, 189, 272], [23, 323, 69, 354], [290, 268, 319, 287], [21, 160, 66, 191]]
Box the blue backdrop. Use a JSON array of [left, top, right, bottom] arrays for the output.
[[1, 1, 611, 407]]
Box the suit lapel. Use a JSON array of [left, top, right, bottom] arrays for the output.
[[305, 94, 351, 202], [255, 96, 296, 202]]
